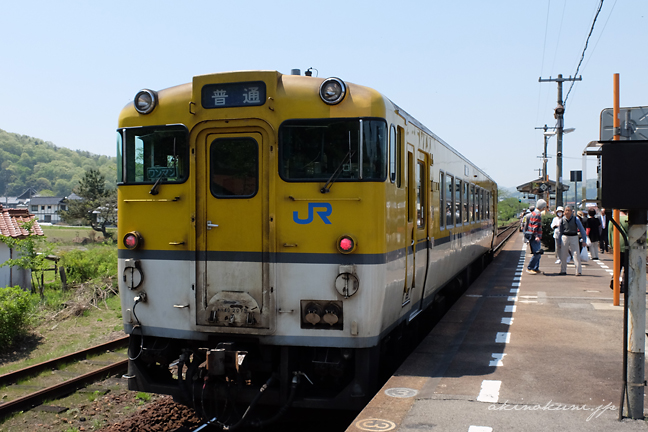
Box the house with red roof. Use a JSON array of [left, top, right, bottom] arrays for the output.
[[0, 205, 44, 289]]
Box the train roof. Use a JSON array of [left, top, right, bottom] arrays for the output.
[[390, 101, 495, 184]]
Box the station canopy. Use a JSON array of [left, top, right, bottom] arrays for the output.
[[516, 178, 569, 196]]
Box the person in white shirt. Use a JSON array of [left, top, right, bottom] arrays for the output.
[[551, 207, 564, 264]]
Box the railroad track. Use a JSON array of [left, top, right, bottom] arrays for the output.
[[0, 336, 129, 419], [493, 221, 520, 253]]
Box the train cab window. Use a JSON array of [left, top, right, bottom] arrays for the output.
[[439, 171, 446, 229], [455, 178, 462, 225], [279, 118, 387, 182], [119, 125, 189, 184], [445, 174, 454, 227], [210, 137, 258, 198], [416, 161, 425, 228]]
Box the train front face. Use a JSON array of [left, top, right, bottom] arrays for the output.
[[117, 71, 391, 412]]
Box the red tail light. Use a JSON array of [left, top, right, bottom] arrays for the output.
[[337, 235, 356, 254], [124, 231, 143, 249]]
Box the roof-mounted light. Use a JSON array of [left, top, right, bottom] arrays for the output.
[[134, 89, 158, 114], [319, 78, 346, 105]]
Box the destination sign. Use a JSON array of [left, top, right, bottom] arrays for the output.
[[201, 81, 266, 109]]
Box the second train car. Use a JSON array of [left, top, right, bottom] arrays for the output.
[[117, 69, 497, 426]]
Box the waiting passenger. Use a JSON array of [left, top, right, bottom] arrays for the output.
[[586, 208, 601, 260], [558, 205, 587, 276], [525, 199, 545, 274]]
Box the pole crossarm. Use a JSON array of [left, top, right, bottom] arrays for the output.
[[538, 74, 583, 207]]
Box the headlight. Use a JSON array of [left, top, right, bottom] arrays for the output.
[[134, 89, 158, 114], [319, 78, 346, 105]]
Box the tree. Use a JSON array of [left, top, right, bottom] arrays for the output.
[[497, 197, 527, 224], [60, 169, 117, 240]]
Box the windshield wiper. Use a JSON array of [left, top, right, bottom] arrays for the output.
[[150, 177, 165, 195], [320, 150, 356, 194]]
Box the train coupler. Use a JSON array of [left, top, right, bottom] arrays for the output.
[[205, 342, 250, 381]]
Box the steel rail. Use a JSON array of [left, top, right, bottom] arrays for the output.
[[0, 335, 128, 388], [0, 359, 128, 418], [493, 221, 520, 254]]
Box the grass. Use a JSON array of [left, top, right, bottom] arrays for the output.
[[136, 392, 152, 402], [41, 226, 117, 245], [0, 284, 124, 376]]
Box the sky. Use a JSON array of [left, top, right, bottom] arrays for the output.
[[1, 0, 645, 189]]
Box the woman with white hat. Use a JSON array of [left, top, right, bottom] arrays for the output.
[[551, 207, 564, 264]]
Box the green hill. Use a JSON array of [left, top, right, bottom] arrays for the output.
[[0, 129, 116, 197]]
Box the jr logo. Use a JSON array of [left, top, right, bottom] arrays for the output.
[[293, 203, 332, 225]]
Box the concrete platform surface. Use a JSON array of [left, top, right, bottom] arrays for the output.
[[347, 232, 648, 432]]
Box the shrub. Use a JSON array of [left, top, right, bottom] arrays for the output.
[[0, 286, 34, 348], [59, 247, 117, 283], [541, 213, 555, 251]]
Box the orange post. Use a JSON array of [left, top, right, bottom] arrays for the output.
[[612, 74, 620, 306]]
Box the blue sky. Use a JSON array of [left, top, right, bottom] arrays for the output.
[[1, 0, 645, 189]]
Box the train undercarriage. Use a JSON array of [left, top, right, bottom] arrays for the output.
[[126, 334, 380, 427]]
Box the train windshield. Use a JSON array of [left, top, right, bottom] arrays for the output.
[[279, 118, 387, 181], [118, 125, 189, 184]]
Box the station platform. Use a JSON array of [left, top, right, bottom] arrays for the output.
[[347, 232, 648, 432]]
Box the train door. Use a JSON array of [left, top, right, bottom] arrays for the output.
[[196, 131, 270, 329], [403, 145, 415, 305], [410, 153, 429, 318]]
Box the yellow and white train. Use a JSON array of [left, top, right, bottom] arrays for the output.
[[117, 70, 497, 424]]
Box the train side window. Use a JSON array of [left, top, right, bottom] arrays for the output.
[[389, 125, 397, 183], [470, 184, 476, 222], [397, 126, 404, 188], [446, 174, 454, 227], [463, 181, 469, 224], [407, 151, 414, 222], [480, 189, 485, 220], [455, 178, 462, 226], [439, 171, 445, 230], [430, 164, 435, 229], [475, 188, 481, 221], [486, 191, 491, 219], [416, 161, 425, 229], [210, 137, 259, 198]]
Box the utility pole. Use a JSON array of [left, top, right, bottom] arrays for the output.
[[535, 125, 554, 205], [539, 74, 582, 207]]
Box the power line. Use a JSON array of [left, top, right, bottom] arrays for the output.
[[583, 0, 618, 71], [563, 0, 605, 106]]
